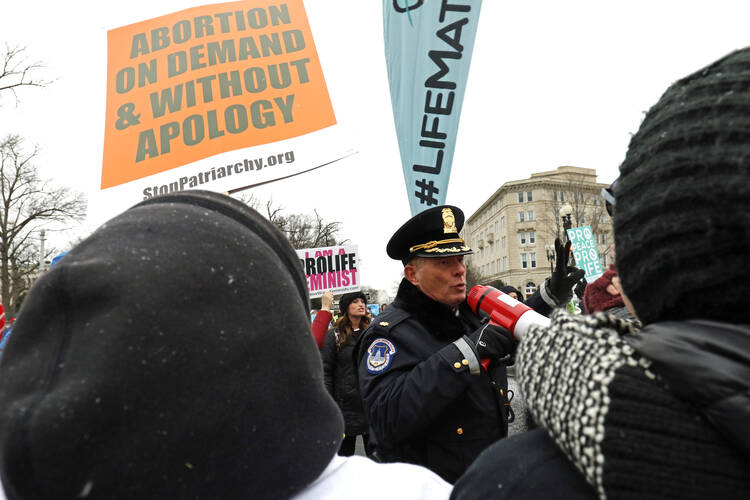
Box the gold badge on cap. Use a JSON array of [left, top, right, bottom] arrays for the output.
[[442, 208, 457, 234]]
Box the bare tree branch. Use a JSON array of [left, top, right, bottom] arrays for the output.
[[0, 44, 53, 107], [234, 195, 345, 250]]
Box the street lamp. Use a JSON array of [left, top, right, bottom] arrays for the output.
[[545, 244, 555, 273], [559, 203, 575, 267], [559, 203, 573, 240]]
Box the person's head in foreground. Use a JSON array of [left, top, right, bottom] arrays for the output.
[[0, 191, 345, 499], [613, 49, 750, 326]]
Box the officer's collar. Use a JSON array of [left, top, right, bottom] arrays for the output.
[[393, 278, 470, 341]]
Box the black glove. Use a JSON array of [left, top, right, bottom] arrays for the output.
[[544, 238, 586, 306], [469, 323, 517, 366]]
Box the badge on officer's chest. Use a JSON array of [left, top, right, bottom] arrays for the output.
[[366, 338, 396, 374]]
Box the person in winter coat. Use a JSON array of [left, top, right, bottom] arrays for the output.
[[452, 47, 750, 500], [0, 191, 451, 500], [355, 206, 582, 484], [321, 291, 371, 456]]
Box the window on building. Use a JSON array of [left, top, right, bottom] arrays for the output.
[[518, 192, 524, 203], [525, 281, 537, 296], [527, 211, 534, 221], [521, 253, 528, 269], [530, 252, 537, 268], [501, 236, 506, 249], [501, 216, 506, 232], [527, 191, 533, 202], [520, 232, 526, 245], [519, 211, 525, 222], [529, 231, 535, 244], [503, 256, 508, 270]]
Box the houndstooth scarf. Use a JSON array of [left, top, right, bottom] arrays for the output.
[[518, 311, 749, 499]]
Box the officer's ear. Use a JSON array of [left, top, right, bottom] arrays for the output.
[[404, 258, 421, 286]]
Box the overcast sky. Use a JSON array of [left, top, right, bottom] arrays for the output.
[[2, 1, 750, 295]]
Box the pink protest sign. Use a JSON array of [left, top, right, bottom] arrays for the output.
[[296, 244, 360, 298]]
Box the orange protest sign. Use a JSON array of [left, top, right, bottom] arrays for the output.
[[101, 1, 336, 189]]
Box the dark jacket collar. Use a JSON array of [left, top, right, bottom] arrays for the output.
[[628, 320, 750, 458], [393, 278, 478, 341]]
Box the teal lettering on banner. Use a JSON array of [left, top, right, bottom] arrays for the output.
[[384, 0, 483, 215], [566, 225, 604, 281]]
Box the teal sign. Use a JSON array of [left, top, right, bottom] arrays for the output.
[[383, 0, 483, 215], [566, 225, 604, 281]]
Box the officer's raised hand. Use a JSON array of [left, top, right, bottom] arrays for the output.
[[469, 322, 517, 367]]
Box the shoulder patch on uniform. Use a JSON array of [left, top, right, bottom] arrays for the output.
[[366, 338, 396, 374]]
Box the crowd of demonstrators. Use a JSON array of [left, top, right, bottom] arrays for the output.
[[354, 206, 582, 483], [452, 47, 750, 499], [1, 49, 749, 500], [321, 291, 372, 457], [0, 191, 451, 500]]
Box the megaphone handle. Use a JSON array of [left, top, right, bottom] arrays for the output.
[[480, 318, 509, 371]]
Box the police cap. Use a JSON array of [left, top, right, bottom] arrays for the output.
[[387, 205, 473, 264]]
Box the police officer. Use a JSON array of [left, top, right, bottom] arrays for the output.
[[354, 205, 519, 483], [356, 206, 583, 482]]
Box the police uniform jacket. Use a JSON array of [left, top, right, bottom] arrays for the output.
[[355, 278, 509, 483]]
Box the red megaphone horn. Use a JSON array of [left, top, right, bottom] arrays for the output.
[[467, 285, 550, 341]]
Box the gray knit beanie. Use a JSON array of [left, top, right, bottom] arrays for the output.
[[615, 48, 750, 325]]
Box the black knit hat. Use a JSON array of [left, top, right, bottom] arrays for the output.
[[0, 191, 343, 499], [387, 205, 473, 264], [615, 48, 750, 325], [339, 291, 367, 314]]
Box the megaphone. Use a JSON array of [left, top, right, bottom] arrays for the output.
[[467, 285, 550, 341]]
